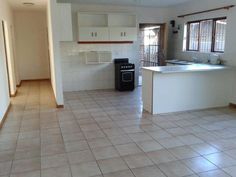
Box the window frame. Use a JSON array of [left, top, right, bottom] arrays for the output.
[[186, 17, 227, 53]]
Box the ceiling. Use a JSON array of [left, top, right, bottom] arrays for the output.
[[8, 0, 47, 10], [57, 0, 195, 7]]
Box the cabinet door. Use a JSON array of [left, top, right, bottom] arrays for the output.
[[109, 27, 137, 41], [78, 27, 109, 42], [123, 27, 137, 41]]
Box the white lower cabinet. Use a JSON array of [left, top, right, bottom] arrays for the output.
[[78, 27, 109, 42], [109, 27, 137, 41]]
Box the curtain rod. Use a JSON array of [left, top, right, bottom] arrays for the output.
[[178, 5, 235, 18]]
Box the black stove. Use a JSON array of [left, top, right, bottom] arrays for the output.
[[114, 58, 135, 91]]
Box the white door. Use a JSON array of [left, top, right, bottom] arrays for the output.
[[78, 27, 109, 42]]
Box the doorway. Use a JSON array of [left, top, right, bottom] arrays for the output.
[[2, 21, 11, 96], [139, 24, 166, 85]]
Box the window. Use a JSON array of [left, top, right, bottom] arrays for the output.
[[186, 17, 227, 53]]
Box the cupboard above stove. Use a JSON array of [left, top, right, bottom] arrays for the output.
[[77, 13, 137, 43]]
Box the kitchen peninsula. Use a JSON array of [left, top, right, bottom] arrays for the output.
[[142, 64, 234, 114]]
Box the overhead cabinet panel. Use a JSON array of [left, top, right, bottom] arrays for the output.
[[109, 27, 137, 41], [78, 14, 108, 27], [108, 14, 136, 27], [78, 27, 109, 42], [77, 13, 137, 42]]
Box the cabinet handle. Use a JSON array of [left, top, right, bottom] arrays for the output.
[[95, 32, 97, 37], [124, 32, 126, 36], [121, 32, 123, 37], [91, 32, 94, 37]]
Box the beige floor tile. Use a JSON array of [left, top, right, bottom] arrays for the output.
[[98, 157, 129, 174], [223, 166, 236, 177], [190, 143, 219, 156], [14, 149, 40, 160], [169, 146, 200, 160], [128, 132, 153, 142], [62, 132, 85, 142], [123, 126, 144, 134], [177, 135, 204, 145], [198, 169, 231, 177], [41, 143, 65, 156], [158, 160, 194, 177], [182, 156, 218, 173], [83, 130, 106, 140], [92, 146, 119, 160], [67, 150, 95, 164], [0, 161, 12, 176], [2, 81, 236, 177], [136, 140, 163, 152], [88, 137, 112, 149], [103, 170, 135, 177], [41, 153, 68, 169], [11, 158, 40, 174], [65, 140, 89, 152], [204, 152, 236, 168], [157, 137, 185, 148], [123, 153, 153, 168], [147, 149, 177, 165], [71, 161, 101, 177], [103, 128, 125, 137], [148, 130, 172, 140], [80, 124, 101, 132], [115, 143, 142, 156], [131, 165, 166, 177], [41, 166, 72, 177], [10, 170, 40, 177], [224, 149, 236, 159], [0, 151, 14, 162], [108, 135, 133, 145], [16, 138, 40, 151]]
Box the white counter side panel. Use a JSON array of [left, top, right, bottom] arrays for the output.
[[152, 70, 233, 114], [142, 69, 153, 113]]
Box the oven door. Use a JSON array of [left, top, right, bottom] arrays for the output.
[[121, 70, 134, 82]]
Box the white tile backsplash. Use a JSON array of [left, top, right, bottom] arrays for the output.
[[60, 42, 139, 92]]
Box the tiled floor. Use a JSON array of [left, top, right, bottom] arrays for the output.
[[1, 81, 236, 177]]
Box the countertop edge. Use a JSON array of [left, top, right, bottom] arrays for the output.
[[142, 65, 232, 74]]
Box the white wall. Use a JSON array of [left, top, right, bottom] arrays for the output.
[[47, 0, 64, 106], [167, 0, 236, 103], [61, 4, 170, 91], [14, 10, 50, 80], [0, 0, 13, 123]]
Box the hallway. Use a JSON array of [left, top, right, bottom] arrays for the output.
[[1, 81, 236, 176]]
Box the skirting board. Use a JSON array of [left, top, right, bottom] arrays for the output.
[[0, 103, 11, 129], [56, 104, 64, 108], [16, 81, 22, 87], [229, 103, 236, 108], [10, 90, 17, 97]]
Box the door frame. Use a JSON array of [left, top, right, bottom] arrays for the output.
[[2, 20, 11, 96]]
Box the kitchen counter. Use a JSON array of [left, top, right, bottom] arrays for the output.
[[142, 64, 234, 115], [143, 64, 230, 74]]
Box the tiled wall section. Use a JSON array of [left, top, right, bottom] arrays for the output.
[[60, 42, 139, 92]]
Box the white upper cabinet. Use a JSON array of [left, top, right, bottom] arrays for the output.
[[108, 14, 136, 27], [58, 3, 73, 41], [109, 27, 137, 41], [78, 27, 109, 42], [77, 13, 137, 42]]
